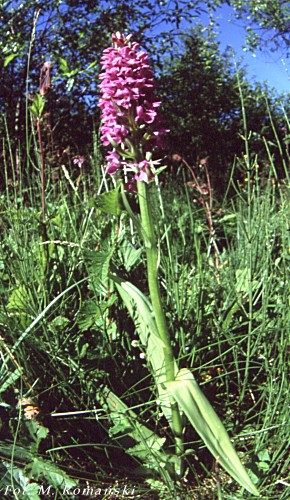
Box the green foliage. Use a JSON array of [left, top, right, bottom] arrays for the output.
[[1, 0, 288, 190], [229, 0, 290, 53], [29, 94, 46, 119], [159, 26, 288, 188], [166, 369, 259, 496], [0, 424, 77, 498], [0, 6, 290, 495], [110, 270, 177, 425], [93, 186, 124, 216], [98, 387, 177, 479], [76, 296, 117, 332], [0, 141, 289, 497], [0, 368, 23, 394], [0, 0, 207, 167]]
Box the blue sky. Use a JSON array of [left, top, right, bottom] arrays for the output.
[[214, 5, 290, 94], [161, 3, 290, 95]]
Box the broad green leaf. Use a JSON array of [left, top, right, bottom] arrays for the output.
[[29, 94, 46, 118], [118, 240, 143, 271], [49, 315, 70, 331], [0, 461, 40, 498], [94, 187, 124, 216], [77, 300, 104, 331], [26, 421, 49, 451], [85, 245, 116, 291], [7, 285, 29, 311], [110, 271, 178, 425], [22, 483, 40, 500], [27, 456, 77, 489], [76, 295, 117, 331], [166, 369, 260, 496]]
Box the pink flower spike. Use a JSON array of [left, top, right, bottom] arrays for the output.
[[98, 33, 169, 182]]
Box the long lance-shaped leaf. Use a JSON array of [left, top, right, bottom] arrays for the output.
[[110, 271, 178, 424], [165, 369, 259, 496]]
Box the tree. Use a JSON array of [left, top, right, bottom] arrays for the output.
[[158, 25, 288, 190], [227, 0, 290, 54], [0, 0, 288, 187], [0, 0, 211, 174]]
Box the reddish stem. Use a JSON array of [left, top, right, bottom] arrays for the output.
[[181, 156, 220, 275]]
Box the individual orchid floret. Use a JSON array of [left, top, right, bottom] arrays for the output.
[[135, 161, 152, 183], [105, 151, 121, 175], [73, 155, 86, 168]]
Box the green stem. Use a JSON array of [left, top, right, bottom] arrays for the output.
[[37, 117, 46, 222], [137, 180, 184, 461]]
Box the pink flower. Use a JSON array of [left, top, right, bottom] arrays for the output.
[[98, 32, 168, 182], [73, 156, 86, 168], [135, 160, 152, 183], [106, 151, 121, 175]]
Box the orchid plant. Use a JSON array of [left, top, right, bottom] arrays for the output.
[[96, 32, 259, 496]]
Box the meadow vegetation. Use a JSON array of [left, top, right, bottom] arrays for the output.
[[0, 1, 289, 499]]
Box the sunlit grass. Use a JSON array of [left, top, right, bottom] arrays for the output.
[[0, 117, 289, 498]]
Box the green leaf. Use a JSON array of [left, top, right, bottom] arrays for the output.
[[86, 61, 97, 70], [26, 420, 49, 451], [0, 460, 40, 498], [98, 387, 175, 475], [235, 268, 258, 294], [58, 57, 69, 73], [166, 369, 260, 496], [0, 367, 23, 393], [22, 483, 40, 500], [7, 285, 29, 311], [0, 442, 34, 462], [4, 53, 18, 67], [29, 94, 46, 118], [50, 315, 70, 331], [26, 456, 77, 489], [76, 301, 101, 331], [118, 241, 143, 271], [256, 449, 270, 471], [110, 271, 177, 425], [76, 296, 117, 331], [218, 213, 237, 223], [94, 187, 124, 216], [84, 245, 116, 288]]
